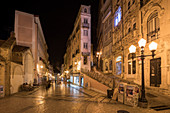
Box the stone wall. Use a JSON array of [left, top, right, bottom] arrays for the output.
[[84, 74, 109, 94]]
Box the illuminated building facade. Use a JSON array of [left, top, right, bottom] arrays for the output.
[[96, 0, 170, 90], [15, 11, 49, 84], [64, 5, 91, 86]]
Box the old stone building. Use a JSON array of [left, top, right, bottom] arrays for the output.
[[112, 0, 140, 80], [101, 0, 113, 74], [0, 33, 34, 97], [139, 0, 170, 89], [96, 0, 170, 91]]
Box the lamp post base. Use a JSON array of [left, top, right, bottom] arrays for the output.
[[138, 98, 148, 108]]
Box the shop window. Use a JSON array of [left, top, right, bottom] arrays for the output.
[[116, 56, 122, 75], [74, 76, 79, 85]]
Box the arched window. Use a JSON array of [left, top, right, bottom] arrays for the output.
[[114, 6, 121, 27], [147, 11, 160, 42], [128, 54, 136, 74], [116, 56, 122, 75]]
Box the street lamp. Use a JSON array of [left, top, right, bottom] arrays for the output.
[[40, 65, 43, 69], [129, 38, 158, 108]]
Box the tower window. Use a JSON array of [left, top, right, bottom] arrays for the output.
[[84, 8, 87, 13]]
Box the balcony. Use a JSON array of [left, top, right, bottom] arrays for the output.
[[147, 28, 160, 42], [82, 23, 89, 28]]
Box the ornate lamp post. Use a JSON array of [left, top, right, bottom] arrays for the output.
[[129, 38, 158, 108]]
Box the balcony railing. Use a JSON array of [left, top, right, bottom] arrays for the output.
[[82, 23, 89, 28], [147, 28, 160, 42]]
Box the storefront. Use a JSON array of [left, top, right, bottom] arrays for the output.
[[80, 77, 84, 86], [70, 76, 73, 83], [74, 76, 79, 85]]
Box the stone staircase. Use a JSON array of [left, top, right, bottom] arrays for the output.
[[82, 70, 113, 88], [146, 87, 170, 97], [81, 68, 139, 90], [82, 68, 170, 97]]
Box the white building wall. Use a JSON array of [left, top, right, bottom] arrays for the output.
[[80, 5, 91, 72]]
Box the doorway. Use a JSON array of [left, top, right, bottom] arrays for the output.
[[150, 58, 161, 87]]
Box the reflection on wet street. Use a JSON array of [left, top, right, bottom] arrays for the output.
[[32, 82, 88, 98], [0, 82, 162, 113]]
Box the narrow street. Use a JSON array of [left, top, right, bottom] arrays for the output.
[[0, 82, 169, 113]]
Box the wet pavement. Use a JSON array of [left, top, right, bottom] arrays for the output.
[[0, 82, 170, 113]]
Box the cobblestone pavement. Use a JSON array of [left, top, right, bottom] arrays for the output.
[[0, 82, 170, 113]]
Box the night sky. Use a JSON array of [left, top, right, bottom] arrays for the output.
[[0, 0, 98, 71]]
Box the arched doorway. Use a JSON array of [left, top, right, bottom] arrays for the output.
[[11, 66, 23, 94]]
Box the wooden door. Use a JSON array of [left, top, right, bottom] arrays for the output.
[[150, 58, 161, 87]]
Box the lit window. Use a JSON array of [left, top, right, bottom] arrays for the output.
[[116, 56, 122, 75], [128, 54, 136, 74], [114, 6, 121, 27]]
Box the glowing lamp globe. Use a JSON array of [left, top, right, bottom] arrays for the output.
[[129, 45, 136, 53], [138, 38, 146, 48], [149, 41, 158, 51], [40, 65, 43, 68]]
